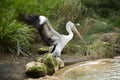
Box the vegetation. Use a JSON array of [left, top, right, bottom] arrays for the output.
[[80, 40, 115, 58], [0, 16, 34, 56], [0, 0, 120, 57]]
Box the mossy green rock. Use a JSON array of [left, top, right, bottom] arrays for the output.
[[35, 57, 42, 62], [41, 53, 59, 75], [26, 54, 59, 77], [37, 47, 49, 54], [26, 62, 47, 78]]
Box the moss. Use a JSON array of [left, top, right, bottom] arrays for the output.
[[41, 54, 59, 75], [26, 63, 47, 78], [26, 54, 59, 77], [37, 47, 49, 54], [35, 57, 42, 62]]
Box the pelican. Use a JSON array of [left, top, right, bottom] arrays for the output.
[[20, 15, 84, 57]]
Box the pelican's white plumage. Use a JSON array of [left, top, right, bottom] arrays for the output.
[[51, 21, 74, 56]]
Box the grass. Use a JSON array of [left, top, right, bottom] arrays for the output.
[[80, 40, 116, 58], [0, 7, 35, 55], [0, 17, 34, 56], [78, 18, 114, 36], [63, 35, 118, 58]]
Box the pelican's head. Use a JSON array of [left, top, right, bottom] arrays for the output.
[[67, 21, 84, 41], [39, 16, 48, 25]]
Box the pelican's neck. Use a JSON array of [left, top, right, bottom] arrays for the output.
[[46, 20, 52, 27], [66, 26, 73, 38]]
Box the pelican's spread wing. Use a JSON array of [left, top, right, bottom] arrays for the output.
[[47, 21, 61, 37], [39, 22, 61, 46]]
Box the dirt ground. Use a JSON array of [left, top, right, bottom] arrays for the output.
[[0, 53, 88, 80]]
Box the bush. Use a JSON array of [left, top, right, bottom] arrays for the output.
[[0, 16, 34, 55], [79, 40, 116, 58]]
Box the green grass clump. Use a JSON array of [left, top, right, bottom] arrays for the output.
[[79, 18, 114, 36], [63, 39, 115, 58], [0, 17, 34, 55], [79, 40, 116, 58]]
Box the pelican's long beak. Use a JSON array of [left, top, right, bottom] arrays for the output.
[[72, 26, 84, 41]]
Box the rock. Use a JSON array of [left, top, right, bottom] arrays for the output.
[[25, 53, 63, 77], [35, 57, 42, 62], [36, 54, 65, 69], [25, 61, 36, 71], [56, 57, 65, 68], [41, 53, 59, 75], [25, 61, 47, 78], [101, 33, 120, 54], [37, 47, 49, 54], [101, 32, 120, 44], [25, 76, 61, 80]]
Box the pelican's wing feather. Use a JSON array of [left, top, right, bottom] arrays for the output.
[[47, 23, 62, 44], [39, 23, 61, 46], [47, 21, 61, 37]]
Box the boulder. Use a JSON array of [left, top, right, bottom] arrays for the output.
[[101, 32, 120, 54], [35, 57, 42, 62], [41, 53, 59, 75], [25, 53, 63, 78], [56, 57, 65, 68], [25, 61, 47, 78], [37, 47, 49, 54]]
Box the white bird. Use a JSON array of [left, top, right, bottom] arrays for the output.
[[20, 15, 84, 57]]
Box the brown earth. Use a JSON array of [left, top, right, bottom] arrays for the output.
[[0, 53, 88, 80]]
